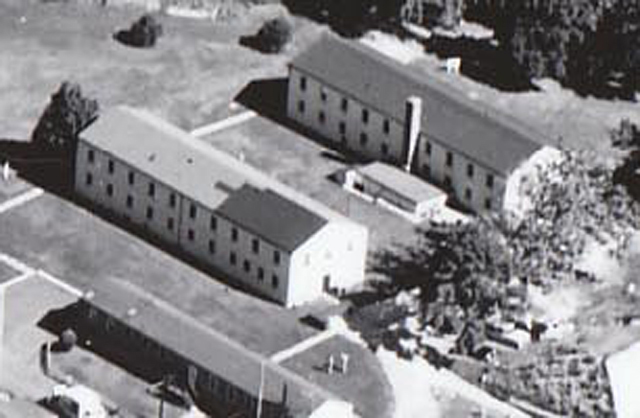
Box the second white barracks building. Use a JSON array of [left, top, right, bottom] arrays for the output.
[[287, 34, 547, 213], [75, 106, 368, 307]]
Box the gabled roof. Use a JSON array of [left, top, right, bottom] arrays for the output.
[[217, 185, 327, 252], [80, 106, 361, 252], [357, 162, 446, 204], [83, 278, 335, 414], [291, 34, 545, 175]]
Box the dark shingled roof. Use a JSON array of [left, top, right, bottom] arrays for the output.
[[291, 34, 545, 175], [83, 278, 335, 415], [217, 185, 327, 252]]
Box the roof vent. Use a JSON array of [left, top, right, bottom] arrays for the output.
[[84, 290, 95, 300], [127, 308, 138, 317], [148, 153, 156, 162], [187, 157, 193, 164]]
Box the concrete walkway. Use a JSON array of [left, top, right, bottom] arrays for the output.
[[190, 110, 256, 137], [0, 187, 43, 215], [270, 329, 338, 364]]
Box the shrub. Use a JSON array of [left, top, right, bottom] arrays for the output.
[[58, 328, 78, 352], [115, 14, 163, 48], [256, 17, 293, 53]]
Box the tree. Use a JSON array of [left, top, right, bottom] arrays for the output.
[[115, 14, 163, 48], [58, 328, 78, 352], [256, 17, 293, 53], [31, 81, 99, 155]]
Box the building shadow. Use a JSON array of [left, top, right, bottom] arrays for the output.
[[424, 34, 537, 93], [234, 78, 366, 166]]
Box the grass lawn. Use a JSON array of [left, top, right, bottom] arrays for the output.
[[0, 193, 316, 355], [0, 260, 19, 284], [281, 335, 393, 418], [0, 0, 326, 141]]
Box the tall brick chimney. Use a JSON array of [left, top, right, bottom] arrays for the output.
[[402, 96, 422, 172]]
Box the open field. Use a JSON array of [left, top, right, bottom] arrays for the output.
[[281, 335, 394, 418], [0, 0, 326, 141], [0, 193, 316, 355]]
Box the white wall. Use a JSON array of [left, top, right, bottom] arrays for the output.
[[287, 222, 368, 307]]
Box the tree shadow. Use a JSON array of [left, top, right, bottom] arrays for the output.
[[234, 78, 368, 165], [613, 149, 640, 201], [425, 34, 537, 92]]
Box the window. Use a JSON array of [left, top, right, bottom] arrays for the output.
[[320, 88, 327, 102], [169, 193, 176, 208], [230, 252, 237, 266], [465, 188, 472, 201], [422, 164, 430, 178], [298, 100, 305, 114], [446, 152, 453, 167], [126, 195, 134, 209], [106, 184, 114, 197], [189, 204, 197, 219], [87, 149, 94, 163], [339, 121, 346, 135], [210, 216, 217, 231], [148, 182, 155, 198], [304, 254, 310, 266], [318, 111, 326, 124], [381, 143, 389, 155], [208, 239, 216, 254], [362, 108, 369, 124], [341, 97, 348, 112], [188, 229, 195, 241], [273, 250, 280, 265], [299, 76, 307, 91], [383, 119, 390, 134], [231, 227, 238, 242], [252, 238, 260, 254], [486, 174, 494, 189], [128, 171, 135, 186], [444, 175, 452, 188], [167, 217, 175, 231], [146, 206, 154, 220], [257, 267, 264, 281], [86, 173, 93, 186], [108, 160, 114, 174], [243, 260, 251, 273], [484, 198, 492, 210], [272, 274, 279, 288], [425, 141, 432, 156], [359, 132, 368, 146], [467, 163, 474, 178]]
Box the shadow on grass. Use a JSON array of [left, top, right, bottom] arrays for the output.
[[234, 77, 365, 166], [0, 138, 284, 307], [425, 34, 537, 93]]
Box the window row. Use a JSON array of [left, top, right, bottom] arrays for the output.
[[228, 250, 280, 288], [423, 144, 495, 189], [296, 99, 391, 135]]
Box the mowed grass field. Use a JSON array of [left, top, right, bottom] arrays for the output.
[[0, 0, 325, 140]]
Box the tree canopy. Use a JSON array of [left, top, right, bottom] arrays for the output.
[[31, 81, 99, 155]]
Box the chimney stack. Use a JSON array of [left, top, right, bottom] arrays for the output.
[[403, 96, 422, 172]]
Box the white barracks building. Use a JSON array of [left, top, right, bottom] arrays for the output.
[[288, 34, 547, 213], [75, 106, 368, 307]]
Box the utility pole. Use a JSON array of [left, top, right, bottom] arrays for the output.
[[256, 360, 265, 418]]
